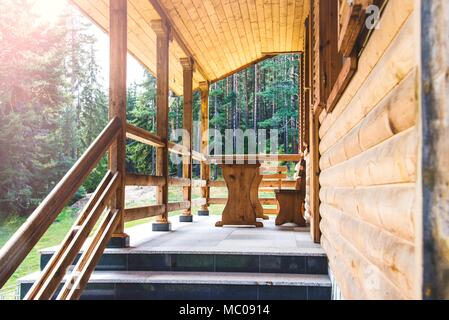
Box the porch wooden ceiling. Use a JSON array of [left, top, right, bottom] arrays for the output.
[[71, 0, 308, 95]]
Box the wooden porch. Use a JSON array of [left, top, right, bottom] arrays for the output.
[[1, 0, 445, 301]]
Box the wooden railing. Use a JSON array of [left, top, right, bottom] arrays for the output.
[[0, 117, 303, 298], [0, 117, 121, 294]]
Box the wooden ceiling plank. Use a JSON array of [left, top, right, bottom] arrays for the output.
[[210, 0, 241, 70], [272, 0, 280, 53], [162, 0, 215, 80], [151, 0, 210, 81], [239, 0, 258, 61], [190, 0, 226, 77], [285, 0, 298, 51], [292, 0, 301, 51], [255, 0, 267, 53], [263, 0, 273, 54], [220, 0, 247, 67], [177, 0, 222, 78], [202, 1, 236, 71], [230, 0, 251, 64], [246, 0, 262, 55]]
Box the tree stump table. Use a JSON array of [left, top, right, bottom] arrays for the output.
[[216, 163, 264, 228], [274, 190, 306, 227]]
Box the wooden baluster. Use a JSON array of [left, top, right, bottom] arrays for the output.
[[180, 57, 194, 222], [198, 82, 210, 216], [151, 19, 171, 232], [310, 110, 321, 243], [109, 0, 129, 247]]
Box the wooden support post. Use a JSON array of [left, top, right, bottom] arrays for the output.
[[151, 19, 171, 232], [180, 58, 194, 223], [198, 81, 210, 216], [108, 0, 129, 247], [310, 109, 321, 243]]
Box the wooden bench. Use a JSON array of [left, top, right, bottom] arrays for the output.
[[274, 159, 307, 227]]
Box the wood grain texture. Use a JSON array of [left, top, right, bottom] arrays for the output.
[[216, 164, 263, 228], [71, 0, 308, 89], [0, 118, 120, 289]]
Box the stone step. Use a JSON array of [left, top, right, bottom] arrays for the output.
[[19, 271, 332, 300], [40, 251, 328, 275]]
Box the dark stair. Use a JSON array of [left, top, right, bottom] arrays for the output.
[[19, 250, 331, 300]]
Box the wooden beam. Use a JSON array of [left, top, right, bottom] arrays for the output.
[[126, 174, 190, 187], [126, 123, 165, 148], [108, 0, 128, 238], [152, 19, 170, 224], [148, 0, 209, 82], [125, 174, 165, 187], [181, 57, 194, 217], [326, 56, 358, 113], [310, 110, 321, 243], [125, 205, 164, 222], [200, 82, 210, 213], [208, 154, 303, 163]]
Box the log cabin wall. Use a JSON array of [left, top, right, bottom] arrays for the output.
[[316, 0, 421, 299]]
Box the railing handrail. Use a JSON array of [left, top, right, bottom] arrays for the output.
[[0, 117, 121, 289]]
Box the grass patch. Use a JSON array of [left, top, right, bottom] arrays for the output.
[[0, 207, 78, 299]]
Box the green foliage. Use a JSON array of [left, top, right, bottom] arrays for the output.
[[0, 1, 300, 219]]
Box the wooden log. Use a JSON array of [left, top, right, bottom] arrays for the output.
[[125, 174, 165, 187], [108, 0, 128, 236], [320, 71, 418, 171], [421, 0, 449, 300], [168, 142, 190, 157], [320, 184, 416, 242], [320, 128, 417, 188], [124, 205, 164, 223], [320, 14, 416, 153], [169, 177, 191, 187], [167, 201, 191, 212], [321, 203, 416, 297], [125, 202, 192, 222], [200, 82, 210, 212], [321, 234, 405, 300], [320, 0, 415, 138], [0, 117, 120, 289], [310, 111, 321, 243], [126, 123, 165, 148], [152, 19, 170, 223], [181, 57, 194, 217]]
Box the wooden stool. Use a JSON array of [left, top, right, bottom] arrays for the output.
[[275, 190, 306, 227], [216, 163, 264, 228]]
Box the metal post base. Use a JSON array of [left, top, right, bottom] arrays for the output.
[[179, 215, 193, 223], [152, 223, 172, 232]]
